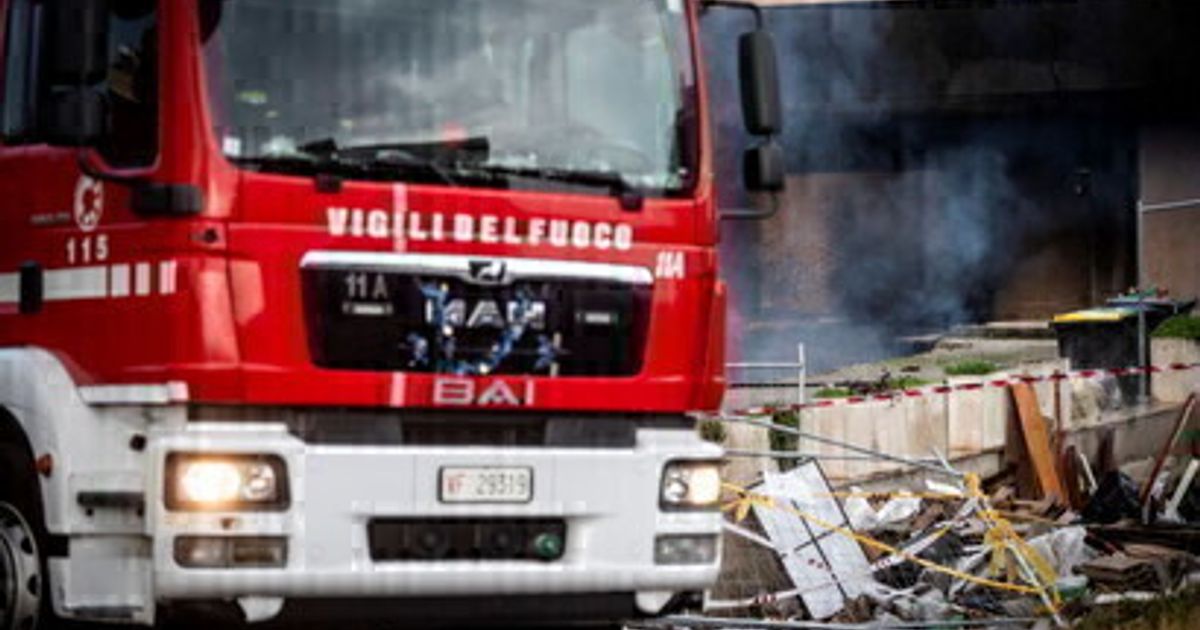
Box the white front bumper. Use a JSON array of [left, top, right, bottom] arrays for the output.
[[148, 422, 722, 607]]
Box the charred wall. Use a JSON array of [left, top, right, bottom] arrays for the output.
[[703, 0, 1200, 362]]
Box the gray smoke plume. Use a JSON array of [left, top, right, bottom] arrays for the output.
[[700, 0, 1200, 370]]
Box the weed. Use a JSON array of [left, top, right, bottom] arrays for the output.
[[944, 359, 1000, 376], [769, 409, 800, 471], [1153, 315, 1200, 340], [698, 419, 727, 444]]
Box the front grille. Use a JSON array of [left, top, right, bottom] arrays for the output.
[[368, 518, 567, 562], [301, 259, 651, 377]]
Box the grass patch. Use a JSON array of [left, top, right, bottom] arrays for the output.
[[813, 377, 930, 400], [944, 359, 1000, 376], [1075, 586, 1200, 630], [1153, 315, 1200, 340], [814, 387, 853, 399], [892, 376, 932, 390]]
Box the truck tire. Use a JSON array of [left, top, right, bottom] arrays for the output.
[[0, 442, 58, 630]]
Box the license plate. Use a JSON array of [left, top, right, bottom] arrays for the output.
[[439, 467, 533, 504]]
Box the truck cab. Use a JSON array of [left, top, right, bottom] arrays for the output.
[[0, 0, 782, 627]]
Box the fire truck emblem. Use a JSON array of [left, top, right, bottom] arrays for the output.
[[468, 260, 508, 285], [73, 175, 104, 233]]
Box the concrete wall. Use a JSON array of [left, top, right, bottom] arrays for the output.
[[717, 359, 1192, 486], [1140, 124, 1200, 303], [792, 371, 1067, 483]]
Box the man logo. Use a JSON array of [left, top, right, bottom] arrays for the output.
[[467, 260, 507, 285]]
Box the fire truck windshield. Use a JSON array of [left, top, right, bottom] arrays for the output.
[[199, 0, 698, 196]]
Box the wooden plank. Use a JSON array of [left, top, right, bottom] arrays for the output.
[[1011, 383, 1067, 503], [1139, 394, 1198, 508]]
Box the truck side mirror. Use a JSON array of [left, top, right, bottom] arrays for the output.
[[738, 30, 782, 136], [744, 141, 784, 192], [43, 0, 109, 146]]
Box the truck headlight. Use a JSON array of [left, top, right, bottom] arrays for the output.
[[660, 461, 722, 510], [166, 454, 289, 511]]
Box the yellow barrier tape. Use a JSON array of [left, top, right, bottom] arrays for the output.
[[722, 482, 778, 523], [722, 483, 1044, 597], [964, 474, 1062, 611]]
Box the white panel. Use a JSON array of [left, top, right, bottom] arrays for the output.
[[134, 263, 151, 296], [753, 462, 874, 620], [158, 260, 177, 295], [78, 382, 190, 405], [109, 264, 131, 298], [0, 273, 17, 304], [53, 538, 152, 620], [44, 266, 108, 301]]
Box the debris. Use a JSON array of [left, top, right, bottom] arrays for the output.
[[1164, 459, 1199, 523], [1025, 526, 1094, 577], [843, 487, 921, 533], [1082, 471, 1142, 524], [751, 462, 875, 620], [1092, 591, 1161, 605], [1011, 382, 1067, 503], [710, 405, 1200, 629], [891, 587, 954, 621], [1058, 445, 1085, 510], [1077, 448, 1099, 495], [1139, 394, 1199, 512], [1055, 574, 1088, 601], [875, 532, 965, 591], [1088, 522, 1200, 555], [1079, 544, 1193, 593], [1079, 554, 1160, 592]]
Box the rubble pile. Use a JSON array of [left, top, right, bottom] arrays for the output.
[[702, 392, 1200, 628]]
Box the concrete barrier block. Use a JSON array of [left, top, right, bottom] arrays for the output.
[[947, 378, 985, 456], [1152, 338, 1200, 404]]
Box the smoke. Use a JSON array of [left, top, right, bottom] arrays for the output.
[[699, 0, 1198, 369]]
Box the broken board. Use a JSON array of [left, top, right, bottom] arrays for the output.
[[1011, 383, 1067, 503], [1139, 393, 1198, 508], [751, 461, 873, 619]]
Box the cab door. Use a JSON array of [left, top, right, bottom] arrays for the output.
[[0, 0, 164, 375]]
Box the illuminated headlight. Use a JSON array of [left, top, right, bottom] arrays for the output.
[[660, 461, 722, 510], [166, 454, 289, 511]]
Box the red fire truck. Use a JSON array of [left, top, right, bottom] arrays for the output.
[[0, 0, 782, 626]]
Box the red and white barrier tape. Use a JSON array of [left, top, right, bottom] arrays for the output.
[[722, 362, 1200, 417]]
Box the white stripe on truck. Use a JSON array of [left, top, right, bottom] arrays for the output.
[[0, 260, 179, 306]]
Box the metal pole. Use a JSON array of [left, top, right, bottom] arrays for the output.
[[1136, 199, 1148, 403], [796, 343, 806, 408], [643, 615, 1041, 629], [723, 448, 943, 463], [720, 415, 961, 478]]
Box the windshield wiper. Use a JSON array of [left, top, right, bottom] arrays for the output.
[[233, 139, 461, 188], [336, 137, 490, 160], [448, 163, 644, 211], [235, 139, 644, 210], [292, 137, 491, 188]]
